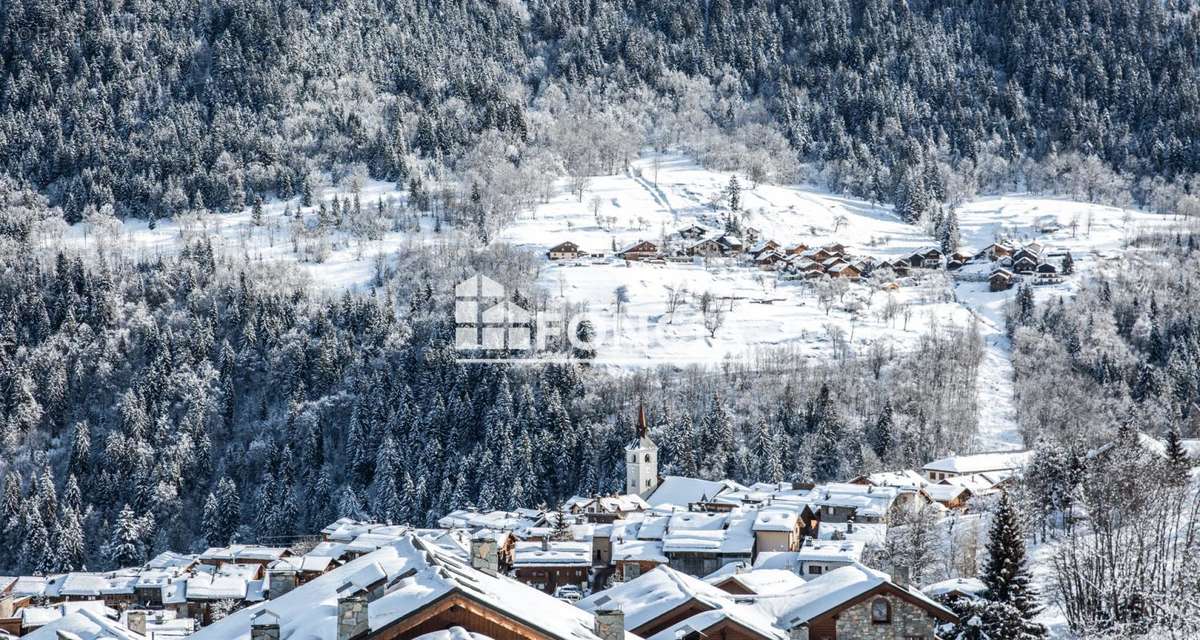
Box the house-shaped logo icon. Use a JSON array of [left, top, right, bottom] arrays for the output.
[[454, 275, 531, 351]]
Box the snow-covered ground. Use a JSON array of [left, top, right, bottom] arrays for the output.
[[47, 153, 1180, 447]]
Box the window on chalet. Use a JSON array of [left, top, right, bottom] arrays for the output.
[[807, 565, 823, 575], [644, 454, 652, 463], [871, 597, 892, 624]]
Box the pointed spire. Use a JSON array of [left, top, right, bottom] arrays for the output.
[[637, 402, 648, 439]]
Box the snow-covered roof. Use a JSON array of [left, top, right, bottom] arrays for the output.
[[647, 477, 741, 508], [13, 575, 48, 597], [58, 573, 111, 597], [753, 508, 799, 532], [923, 577, 987, 600], [21, 608, 143, 640], [270, 555, 334, 574], [611, 538, 668, 564], [185, 573, 248, 601], [752, 563, 953, 628], [857, 470, 927, 490], [191, 536, 621, 640], [564, 494, 650, 514], [145, 552, 196, 570], [577, 565, 731, 631], [794, 540, 865, 564], [923, 450, 1033, 474], [704, 568, 806, 596], [644, 603, 788, 640], [199, 545, 289, 563], [512, 541, 591, 567], [813, 522, 887, 546]]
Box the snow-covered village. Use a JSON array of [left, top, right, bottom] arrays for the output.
[[6, 3, 1200, 640]]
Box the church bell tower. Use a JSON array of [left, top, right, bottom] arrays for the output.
[[625, 403, 659, 498]]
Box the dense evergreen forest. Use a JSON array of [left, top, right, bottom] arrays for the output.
[[0, 186, 981, 572], [3, 0, 1200, 223]]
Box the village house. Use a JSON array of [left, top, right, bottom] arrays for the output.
[[921, 450, 1033, 482], [907, 247, 944, 269], [989, 268, 1015, 291], [751, 508, 804, 555], [661, 509, 755, 577], [979, 242, 1015, 261], [765, 564, 957, 640], [616, 240, 660, 261], [685, 238, 726, 257], [190, 535, 620, 640], [676, 225, 710, 241], [564, 494, 649, 524], [748, 239, 780, 257], [576, 565, 735, 638], [826, 263, 861, 280], [784, 243, 809, 256], [547, 241, 583, 260], [754, 251, 788, 269], [716, 235, 744, 254], [511, 540, 592, 595]]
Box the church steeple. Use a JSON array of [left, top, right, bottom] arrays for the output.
[[626, 402, 659, 498]]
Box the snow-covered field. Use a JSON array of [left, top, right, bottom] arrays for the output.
[[48, 153, 1179, 446]]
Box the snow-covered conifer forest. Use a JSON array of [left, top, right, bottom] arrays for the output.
[[2, 0, 1200, 638]]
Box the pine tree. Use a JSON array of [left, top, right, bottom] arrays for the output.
[[214, 477, 240, 545], [867, 402, 894, 460], [750, 420, 783, 483], [106, 505, 147, 568], [981, 492, 1045, 638], [939, 209, 960, 254], [202, 492, 222, 546], [551, 506, 572, 540], [69, 420, 91, 475], [726, 175, 741, 212], [251, 196, 264, 226], [57, 506, 87, 571], [700, 394, 735, 478], [1061, 252, 1075, 275], [1164, 427, 1189, 485], [19, 500, 52, 574]]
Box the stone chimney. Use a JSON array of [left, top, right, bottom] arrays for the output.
[[251, 611, 281, 640], [594, 609, 625, 640], [337, 593, 369, 640], [127, 611, 148, 636], [268, 568, 298, 599], [470, 535, 499, 573]]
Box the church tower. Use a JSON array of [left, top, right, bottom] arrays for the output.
[[625, 403, 659, 498]]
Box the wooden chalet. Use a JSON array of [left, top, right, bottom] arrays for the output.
[[716, 235, 744, 254], [547, 241, 583, 260], [1035, 262, 1060, 283], [755, 251, 788, 269], [980, 242, 1014, 261], [511, 541, 592, 595], [617, 240, 660, 261], [1012, 256, 1038, 274], [826, 263, 861, 280], [784, 243, 809, 256], [677, 225, 709, 240], [824, 243, 847, 256], [687, 238, 726, 257], [907, 248, 943, 269]]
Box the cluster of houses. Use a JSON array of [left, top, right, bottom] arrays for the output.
[[979, 241, 1069, 291], [547, 223, 1077, 299], [0, 408, 1056, 640]]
